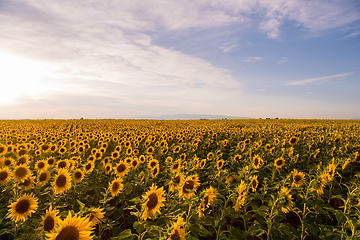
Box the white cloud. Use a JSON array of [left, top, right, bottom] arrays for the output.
[[246, 56, 263, 63], [277, 57, 288, 64], [285, 72, 354, 86]]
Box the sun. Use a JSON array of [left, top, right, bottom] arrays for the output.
[[0, 52, 48, 104]]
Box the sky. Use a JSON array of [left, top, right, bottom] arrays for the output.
[[0, 0, 359, 119]]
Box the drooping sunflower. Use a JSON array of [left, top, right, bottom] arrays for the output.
[[292, 169, 305, 187], [0, 167, 12, 185], [198, 186, 217, 218], [46, 211, 93, 240], [109, 178, 124, 197], [141, 184, 166, 220], [274, 158, 285, 169], [252, 155, 264, 169], [280, 186, 294, 213], [234, 180, 247, 211], [86, 207, 105, 227], [8, 193, 38, 222], [38, 170, 51, 186], [39, 206, 60, 233], [179, 175, 200, 199], [53, 168, 72, 195], [72, 169, 84, 183], [14, 165, 31, 182], [167, 217, 186, 240], [115, 161, 130, 177]]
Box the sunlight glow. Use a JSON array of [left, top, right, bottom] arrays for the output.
[[0, 52, 48, 104]]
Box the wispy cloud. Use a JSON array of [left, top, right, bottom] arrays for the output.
[[246, 56, 263, 63], [277, 57, 288, 64], [285, 72, 354, 86]]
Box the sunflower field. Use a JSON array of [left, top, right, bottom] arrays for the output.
[[0, 119, 359, 240]]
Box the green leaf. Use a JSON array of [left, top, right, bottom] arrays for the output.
[[246, 220, 265, 237], [133, 221, 145, 234], [116, 229, 134, 239], [77, 200, 85, 210]]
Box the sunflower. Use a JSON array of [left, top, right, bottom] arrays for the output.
[[84, 161, 95, 174], [58, 146, 67, 155], [104, 164, 112, 175], [57, 159, 70, 170], [207, 152, 214, 160], [0, 167, 12, 185], [8, 193, 38, 222], [0, 144, 7, 155], [38, 170, 51, 186], [233, 155, 242, 163], [173, 145, 181, 153], [146, 146, 154, 155], [250, 175, 258, 192], [35, 160, 48, 171], [151, 165, 160, 179], [180, 175, 200, 199], [274, 158, 285, 169], [141, 184, 166, 220], [171, 160, 181, 173], [225, 174, 236, 184], [289, 137, 299, 146], [109, 178, 124, 197], [86, 207, 105, 226], [131, 158, 139, 169], [115, 161, 130, 177], [292, 169, 305, 187], [280, 186, 294, 213], [39, 206, 60, 232], [217, 159, 224, 170], [111, 151, 120, 160], [126, 147, 132, 155], [14, 165, 31, 182], [234, 180, 247, 211], [327, 163, 336, 181], [53, 168, 72, 195], [139, 155, 146, 163], [18, 176, 35, 190], [252, 155, 264, 169], [198, 186, 217, 218], [167, 217, 186, 240], [47, 157, 56, 166], [148, 159, 159, 169], [3, 157, 13, 167], [17, 155, 30, 166], [169, 173, 184, 192], [72, 169, 84, 183], [200, 159, 206, 169], [46, 211, 93, 240]]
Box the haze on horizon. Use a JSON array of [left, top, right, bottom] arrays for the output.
[[0, 0, 359, 120]]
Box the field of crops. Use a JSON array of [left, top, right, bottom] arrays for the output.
[[0, 119, 359, 240]]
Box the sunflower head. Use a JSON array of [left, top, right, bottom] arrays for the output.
[[110, 178, 124, 197], [251, 175, 259, 192], [53, 168, 72, 195], [8, 193, 38, 222], [86, 207, 105, 226], [115, 161, 129, 177], [39, 206, 60, 232], [73, 169, 84, 183], [14, 165, 31, 182], [274, 158, 285, 169], [252, 155, 264, 169], [168, 217, 186, 240], [38, 170, 51, 186], [180, 175, 200, 199], [141, 184, 166, 220], [0, 167, 12, 185], [292, 169, 305, 187]]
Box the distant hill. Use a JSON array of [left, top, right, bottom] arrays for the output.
[[129, 114, 252, 120]]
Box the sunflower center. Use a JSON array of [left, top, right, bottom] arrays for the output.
[[5, 159, 11, 166], [254, 158, 259, 166], [171, 229, 180, 240], [0, 171, 8, 180], [276, 159, 284, 166], [290, 138, 297, 144], [15, 200, 30, 214], [55, 226, 79, 240], [21, 178, 31, 187], [173, 176, 180, 184], [183, 180, 194, 194], [252, 179, 257, 189], [48, 159, 55, 165], [58, 162, 66, 168], [112, 182, 120, 192], [40, 173, 47, 182], [75, 172, 82, 179], [18, 157, 27, 165], [117, 164, 125, 173], [18, 149, 27, 156], [294, 174, 302, 183], [44, 216, 55, 232], [86, 164, 91, 170], [152, 168, 158, 175], [56, 175, 67, 188], [147, 192, 158, 210], [150, 162, 156, 168], [15, 167, 27, 178], [38, 162, 45, 169], [173, 163, 179, 170], [132, 161, 137, 168]]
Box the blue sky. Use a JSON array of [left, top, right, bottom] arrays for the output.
[[0, 0, 359, 119]]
